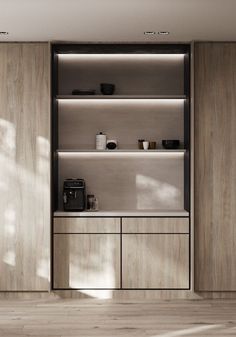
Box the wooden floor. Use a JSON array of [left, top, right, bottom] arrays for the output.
[[0, 299, 236, 336]]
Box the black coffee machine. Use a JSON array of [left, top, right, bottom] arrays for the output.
[[63, 179, 86, 211]]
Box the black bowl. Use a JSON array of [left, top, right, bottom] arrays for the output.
[[72, 89, 96, 95], [162, 140, 180, 149], [100, 83, 115, 95]]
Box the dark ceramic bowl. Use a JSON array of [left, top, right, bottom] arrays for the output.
[[162, 140, 180, 149], [100, 83, 115, 95], [72, 89, 96, 95]]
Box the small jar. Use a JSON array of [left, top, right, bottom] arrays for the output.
[[87, 194, 95, 210]]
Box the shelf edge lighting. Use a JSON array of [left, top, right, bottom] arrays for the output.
[[57, 98, 186, 104], [57, 151, 185, 158], [58, 54, 185, 60]]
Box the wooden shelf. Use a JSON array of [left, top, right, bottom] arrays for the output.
[[56, 95, 187, 100], [54, 210, 190, 217], [57, 149, 186, 154]]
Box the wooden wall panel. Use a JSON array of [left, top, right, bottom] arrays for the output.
[[0, 43, 50, 290], [195, 43, 236, 290]]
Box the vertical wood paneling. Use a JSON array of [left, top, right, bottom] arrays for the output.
[[0, 43, 50, 290], [195, 43, 236, 290]]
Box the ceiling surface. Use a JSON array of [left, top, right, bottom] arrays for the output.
[[0, 0, 236, 42]]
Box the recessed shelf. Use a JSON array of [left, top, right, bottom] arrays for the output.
[[54, 210, 189, 217], [56, 95, 187, 100]]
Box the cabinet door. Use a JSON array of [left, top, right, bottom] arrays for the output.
[[53, 234, 120, 289], [195, 43, 236, 290], [122, 234, 189, 289], [0, 43, 50, 290]]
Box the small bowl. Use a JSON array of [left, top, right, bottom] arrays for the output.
[[72, 89, 96, 95], [100, 83, 115, 95], [162, 140, 180, 149]]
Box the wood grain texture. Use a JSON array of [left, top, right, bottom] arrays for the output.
[[122, 217, 189, 233], [195, 43, 236, 291], [122, 234, 189, 289], [1, 299, 236, 336], [53, 234, 120, 289], [54, 217, 120, 233], [0, 43, 50, 290]]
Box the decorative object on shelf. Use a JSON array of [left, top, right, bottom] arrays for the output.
[[87, 194, 99, 211], [96, 132, 107, 150], [72, 89, 96, 95], [162, 139, 180, 149], [100, 83, 115, 95], [63, 179, 86, 211], [149, 141, 157, 149], [106, 139, 118, 150], [143, 141, 149, 150], [138, 139, 145, 149]]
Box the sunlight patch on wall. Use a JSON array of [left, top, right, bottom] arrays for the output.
[[136, 174, 181, 210], [37, 255, 50, 280], [3, 251, 15, 267], [0, 118, 16, 157]]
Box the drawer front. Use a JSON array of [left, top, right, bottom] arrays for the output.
[[122, 217, 189, 233], [53, 234, 120, 289], [122, 234, 189, 289], [54, 217, 120, 233]]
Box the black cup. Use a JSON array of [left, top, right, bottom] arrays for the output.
[[100, 83, 115, 95]]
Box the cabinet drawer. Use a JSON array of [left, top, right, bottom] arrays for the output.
[[53, 234, 120, 289], [122, 234, 189, 289], [54, 217, 120, 233], [122, 217, 189, 233]]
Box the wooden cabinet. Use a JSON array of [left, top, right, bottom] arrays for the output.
[[122, 217, 189, 289], [53, 217, 190, 289], [0, 43, 50, 290], [195, 43, 236, 290], [53, 234, 120, 289], [122, 234, 189, 289]]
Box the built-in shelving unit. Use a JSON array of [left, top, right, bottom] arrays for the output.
[[51, 44, 191, 291]]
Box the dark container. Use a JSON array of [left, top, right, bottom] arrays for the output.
[[162, 140, 180, 149], [100, 83, 115, 95]]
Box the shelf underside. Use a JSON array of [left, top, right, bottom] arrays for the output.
[[57, 95, 187, 100]]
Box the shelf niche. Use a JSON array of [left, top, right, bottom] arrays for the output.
[[57, 53, 185, 96], [52, 44, 190, 214]]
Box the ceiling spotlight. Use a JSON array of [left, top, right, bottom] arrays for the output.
[[0, 32, 9, 35], [158, 31, 170, 35], [144, 31, 156, 35]]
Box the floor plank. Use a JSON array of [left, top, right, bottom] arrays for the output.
[[0, 299, 235, 336]]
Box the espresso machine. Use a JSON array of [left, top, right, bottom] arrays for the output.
[[63, 179, 86, 211]]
